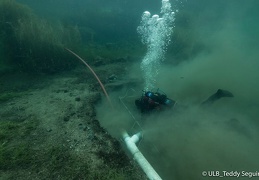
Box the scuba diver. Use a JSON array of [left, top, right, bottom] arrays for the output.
[[135, 89, 233, 113], [135, 89, 176, 113]]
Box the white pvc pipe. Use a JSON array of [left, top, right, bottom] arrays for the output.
[[122, 131, 162, 180]]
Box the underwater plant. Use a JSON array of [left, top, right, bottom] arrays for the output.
[[0, 0, 81, 74]]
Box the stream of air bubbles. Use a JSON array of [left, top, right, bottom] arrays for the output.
[[137, 0, 175, 90]]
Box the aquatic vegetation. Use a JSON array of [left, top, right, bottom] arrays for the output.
[[0, 116, 135, 179], [0, 92, 23, 103], [0, 0, 81, 74], [0, 143, 31, 170], [0, 41, 12, 74], [0, 118, 38, 170]]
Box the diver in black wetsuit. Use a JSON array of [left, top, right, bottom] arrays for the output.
[[135, 90, 176, 113], [135, 89, 233, 113]]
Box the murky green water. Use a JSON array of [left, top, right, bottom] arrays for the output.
[[1, 0, 259, 179]]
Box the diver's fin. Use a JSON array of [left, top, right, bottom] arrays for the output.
[[202, 89, 234, 105], [215, 89, 234, 98]]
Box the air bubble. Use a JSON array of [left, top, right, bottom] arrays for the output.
[[137, 0, 175, 90]]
